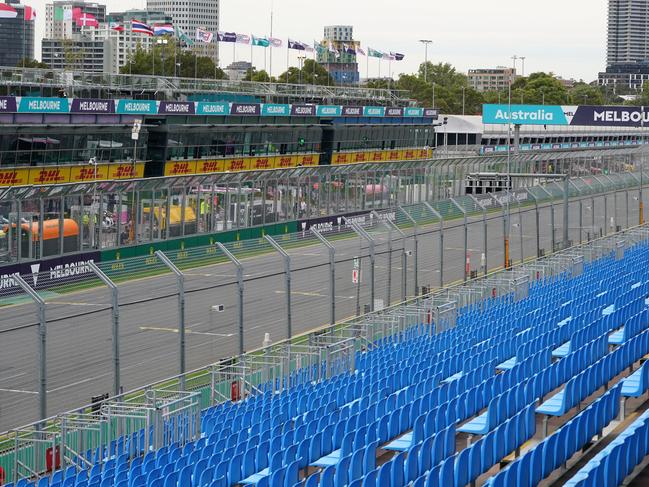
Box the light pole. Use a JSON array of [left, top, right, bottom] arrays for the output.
[[419, 39, 433, 82], [156, 38, 168, 77], [641, 106, 645, 225], [462, 86, 466, 116], [520, 56, 526, 77]]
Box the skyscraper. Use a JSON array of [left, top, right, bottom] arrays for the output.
[[0, 1, 35, 68], [146, 0, 219, 63], [599, 0, 649, 90], [607, 0, 649, 65]]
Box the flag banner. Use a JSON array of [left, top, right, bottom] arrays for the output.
[[390, 52, 405, 61], [382, 52, 395, 60], [252, 35, 270, 47], [288, 39, 306, 50], [315, 40, 327, 55], [153, 23, 174, 36], [109, 21, 124, 32], [63, 8, 72, 20], [342, 43, 356, 55], [24, 6, 36, 21], [75, 12, 98, 27], [0, 3, 17, 18], [356, 46, 366, 56], [368, 47, 383, 58], [71, 7, 81, 19], [327, 41, 338, 54], [53, 6, 63, 21], [269, 37, 283, 48], [175, 26, 194, 46], [131, 20, 153, 36], [196, 28, 214, 43], [304, 43, 314, 53], [236, 33, 250, 44], [217, 31, 237, 43]]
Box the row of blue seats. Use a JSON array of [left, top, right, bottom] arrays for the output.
[[565, 397, 649, 486], [487, 383, 622, 487]]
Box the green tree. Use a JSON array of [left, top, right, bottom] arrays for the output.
[[568, 82, 605, 105], [243, 68, 272, 82], [17, 58, 49, 69], [277, 59, 334, 85], [121, 40, 226, 79]]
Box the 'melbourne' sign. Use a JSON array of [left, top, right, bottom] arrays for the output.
[[483, 104, 649, 127]]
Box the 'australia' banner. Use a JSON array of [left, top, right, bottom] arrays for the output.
[[483, 104, 649, 127]]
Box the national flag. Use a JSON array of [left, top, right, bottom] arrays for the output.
[[342, 43, 356, 55], [304, 43, 314, 53], [63, 8, 72, 20], [175, 26, 194, 46], [217, 31, 236, 42], [382, 52, 396, 61], [368, 47, 383, 58], [75, 12, 98, 28], [252, 36, 270, 47], [236, 33, 250, 44], [153, 23, 173, 36], [327, 41, 338, 54], [53, 6, 63, 21], [131, 20, 153, 36], [288, 39, 306, 50], [268, 37, 282, 48], [0, 3, 18, 18], [24, 6, 36, 21], [195, 28, 213, 43], [315, 40, 327, 56], [71, 7, 81, 19], [390, 52, 405, 61], [110, 21, 124, 32], [356, 46, 366, 56]]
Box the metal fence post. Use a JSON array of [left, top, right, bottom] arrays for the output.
[[311, 228, 336, 325], [450, 198, 468, 282], [470, 196, 489, 276], [217, 242, 245, 355], [398, 206, 419, 295], [348, 221, 376, 312], [380, 214, 408, 304], [265, 236, 292, 340], [563, 175, 570, 248], [626, 189, 630, 229], [14, 274, 47, 425], [154, 251, 186, 389], [88, 261, 121, 397], [423, 202, 444, 288]]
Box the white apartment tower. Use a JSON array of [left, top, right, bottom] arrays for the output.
[[146, 0, 219, 62]]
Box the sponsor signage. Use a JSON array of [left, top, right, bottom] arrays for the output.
[[385, 107, 404, 117], [290, 104, 316, 116], [341, 106, 363, 117], [363, 106, 386, 117], [404, 107, 424, 117], [158, 101, 195, 115], [28, 167, 71, 185], [261, 103, 290, 116], [196, 102, 230, 116], [571, 106, 649, 127], [18, 97, 69, 113], [424, 108, 438, 118], [298, 209, 396, 233], [0, 251, 101, 292], [116, 99, 158, 115], [231, 103, 261, 116], [316, 105, 342, 117], [481, 104, 649, 127], [0, 96, 17, 113], [70, 98, 115, 114], [0, 168, 29, 187]]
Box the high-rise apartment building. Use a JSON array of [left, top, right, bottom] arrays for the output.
[[45, 1, 106, 39], [600, 0, 649, 90], [0, 1, 35, 68], [467, 68, 516, 93], [317, 25, 359, 85], [146, 0, 219, 62]]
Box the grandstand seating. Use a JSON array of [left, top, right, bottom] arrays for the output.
[[8, 239, 649, 487]]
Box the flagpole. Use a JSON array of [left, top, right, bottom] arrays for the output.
[[286, 44, 289, 84], [366, 51, 369, 85], [22, 5, 25, 67], [250, 39, 253, 79], [269, 0, 274, 76]]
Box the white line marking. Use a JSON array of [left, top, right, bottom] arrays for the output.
[[139, 326, 234, 338], [0, 388, 38, 395]]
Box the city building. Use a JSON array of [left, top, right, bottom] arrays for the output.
[[317, 25, 359, 85], [103, 10, 173, 74], [45, 1, 106, 39], [599, 0, 649, 90], [42, 37, 109, 72], [467, 67, 516, 92], [0, 1, 35, 68], [146, 0, 219, 63], [225, 61, 252, 81]]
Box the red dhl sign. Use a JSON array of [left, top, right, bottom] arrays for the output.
[[74, 167, 99, 181], [252, 157, 272, 170], [0, 170, 29, 186], [110, 165, 136, 179], [353, 152, 368, 163], [165, 162, 196, 176], [29, 168, 69, 185], [387, 151, 401, 160], [197, 160, 224, 174], [299, 155, 317, 166], [371, 152, 384, 162], [404, 150, 415, 159], [333, 154, 350, 164], [275, 156, 294, 168], [225, 159, 247, 171]]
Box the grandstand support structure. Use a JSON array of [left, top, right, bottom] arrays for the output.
[[154, 251, 187, 391], [87, 262, 120, 398]]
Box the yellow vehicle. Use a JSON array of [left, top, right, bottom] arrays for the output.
[[143, 205, 197, 237]]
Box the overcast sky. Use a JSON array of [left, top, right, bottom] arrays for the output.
[[33, 0, 607, 81]]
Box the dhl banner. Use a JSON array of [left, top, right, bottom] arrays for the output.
[[0, 168, 30, 187], [0, 163, 146, 187], [164, 153, 321, 176], [28, 167, 71, 185], [332, 149, 433, 165]]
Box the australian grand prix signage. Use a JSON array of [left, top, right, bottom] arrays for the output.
[[483, 104, 649, 127]]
